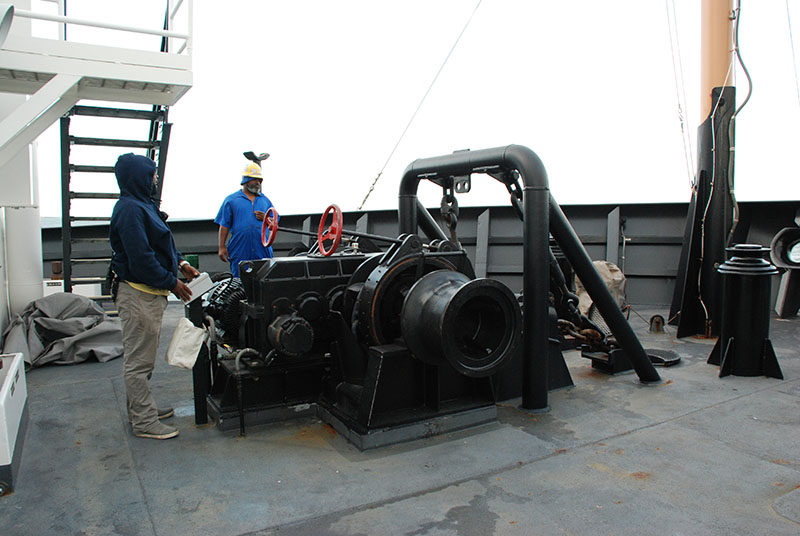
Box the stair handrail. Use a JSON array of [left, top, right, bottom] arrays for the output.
[[12, 0, 192, 55]]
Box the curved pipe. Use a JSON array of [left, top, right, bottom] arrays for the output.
[[234, 348, 261, 373], [203, 315, 217, 344], [415, 199, 449, 243], [398, 145, 551, 409]]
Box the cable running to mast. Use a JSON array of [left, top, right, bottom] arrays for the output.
[[665, 0, 696, 189], [357, 0, 483, 211], [785, 0, 800, 110]]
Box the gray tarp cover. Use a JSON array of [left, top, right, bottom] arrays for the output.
[[1, 293, 123, 367]]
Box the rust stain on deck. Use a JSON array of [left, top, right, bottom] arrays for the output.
[[277, 424, 338, 448], [588, 463, 652, 481]]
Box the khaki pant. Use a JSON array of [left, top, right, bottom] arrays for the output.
[[116, 282, 168, 433]]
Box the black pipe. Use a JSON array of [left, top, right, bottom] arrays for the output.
[[548, 196, 661, 383], [187, 300, 209, 424], [415, 199, 449, 242], [399, 145, 551, 409], [277, 224, 402, 244]]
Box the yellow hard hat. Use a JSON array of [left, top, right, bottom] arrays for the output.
[[242, 162, 263, 183]]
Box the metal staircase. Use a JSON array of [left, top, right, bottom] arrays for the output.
[[59, 104, 172, 308]]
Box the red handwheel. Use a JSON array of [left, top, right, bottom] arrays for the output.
[[317, 204, 343, 256], [261, 206, 279, 247]]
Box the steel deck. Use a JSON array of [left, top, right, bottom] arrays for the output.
[[1, 303, 799, 535]]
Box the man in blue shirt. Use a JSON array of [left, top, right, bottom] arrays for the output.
[[215, 162, 276, 277]]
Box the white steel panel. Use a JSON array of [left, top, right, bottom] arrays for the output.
[[0, 72, 79, 170], [1, 35, 192, 71], [0, 353, 27, 466]]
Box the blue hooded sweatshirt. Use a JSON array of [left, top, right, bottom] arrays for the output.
[[109, 153, 182, 291]]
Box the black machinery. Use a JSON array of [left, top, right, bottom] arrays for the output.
[[190, 145, 662, 449], [197, 232, 524, 449]]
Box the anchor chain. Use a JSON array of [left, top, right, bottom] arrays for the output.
[[440, 186, 460, 245]]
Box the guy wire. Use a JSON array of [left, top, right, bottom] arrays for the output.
[[358, 0, 483, 210]]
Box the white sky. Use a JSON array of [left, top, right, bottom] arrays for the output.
[[29, 0, 800, 220]]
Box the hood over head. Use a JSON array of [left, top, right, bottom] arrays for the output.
[[115, 153, 156, 201]]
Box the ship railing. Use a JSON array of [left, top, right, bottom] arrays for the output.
[[13, 0, 192, 56]]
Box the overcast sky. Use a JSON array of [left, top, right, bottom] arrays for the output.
[[29, 0, 800, 221]]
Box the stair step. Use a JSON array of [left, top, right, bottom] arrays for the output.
[[70, 192, 120, 200], [71, 258, 111, 264], [71, 105, 165, 121], [70, 136, 160, 149], [71, 277, 106, 284], [71, 216, 111, 222], [71, 237, 110, 244], [60, 104, 170, 302], [71, 165, 115, 173]]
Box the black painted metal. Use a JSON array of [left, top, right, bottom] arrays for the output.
[[267, 314, 314, 356], [770, 227, 800, 271], [775, 271, 800, 319], [58, 105, 173, 303], [71, 105, 164, 121], [416, 199, 449, 242], [549, 197, 661, 383], [400, 270, 522, 377], [187, 300, 209, 424], [351, 239, 470, 347], [277, 221, 402, 245], [153, 121, 171, 203], [199, 242, 503, 447], [59, 117, 73, 292], [70, 165, 115, 173], [770, 227, 800, 318], [707, 245, 782, 379], [670, 86, 736, 338], [42, 201, 799, 309], [150, 21, 170, 197], [398, 145, 551, 409], [69, 137, 159, 149], [483, 257, 569, 395], [70, 192, 119, 200]]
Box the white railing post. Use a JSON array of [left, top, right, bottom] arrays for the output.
[[187, 0, 193, 56], [38, 0, 67, 40], [168, 0, 173, 52]]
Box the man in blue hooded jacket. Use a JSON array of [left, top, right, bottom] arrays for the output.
[[110, 153, 199, 440]]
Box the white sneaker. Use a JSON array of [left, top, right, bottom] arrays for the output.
[[134, 421, 179, 440]]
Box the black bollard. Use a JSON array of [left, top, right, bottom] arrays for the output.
[[707, 244, 783, 379]]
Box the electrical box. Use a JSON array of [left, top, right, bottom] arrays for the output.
[[43, 279, 101, 298]]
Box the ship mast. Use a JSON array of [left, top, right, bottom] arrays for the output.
[[669, 0, 737, 337]]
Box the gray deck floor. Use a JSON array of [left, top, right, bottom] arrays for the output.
[[2, 303, 799, 535]]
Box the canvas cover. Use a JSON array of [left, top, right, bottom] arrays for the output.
[[1, 293, 123, 367], [575, 260, 627, 316]]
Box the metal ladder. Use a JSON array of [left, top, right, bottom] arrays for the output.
[[59, 104, 172, 310]]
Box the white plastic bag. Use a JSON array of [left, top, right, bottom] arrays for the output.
[[165, 317, 205, 369]]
